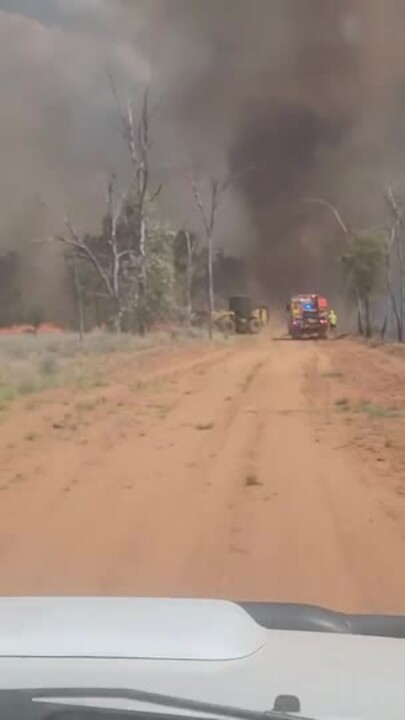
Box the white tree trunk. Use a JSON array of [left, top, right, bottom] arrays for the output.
[[207, 234, 214, 340], [73, 257, 85, 342], [138, 216, 147, 335], [185, 232, 193, 326]]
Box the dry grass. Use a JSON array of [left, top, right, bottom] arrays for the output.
[[195, 422, 214, 431], [0, 328, 209, 410], [244, 473, 262, 487], [334, 395, 403, 419]]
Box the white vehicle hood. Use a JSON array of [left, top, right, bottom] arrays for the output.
[[0, 598, 402, 720]]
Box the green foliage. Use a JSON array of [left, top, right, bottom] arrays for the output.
[[173, 231, 199, 275], [143, 223, 178, 325], [173, 230, 208, 321], [341, 233, 386, 337], [341, 234, 385, 302], [65, 198, 183, 332]]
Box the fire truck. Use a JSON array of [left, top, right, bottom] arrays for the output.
[[287, 293, 329, 339]]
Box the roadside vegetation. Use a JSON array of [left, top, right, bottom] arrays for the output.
[[308, 192, 405, 342], [334, 396, 404, 420], [0, 81, 243, 344], [0, 328, 210, 411]]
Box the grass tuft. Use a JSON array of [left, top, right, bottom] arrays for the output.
[[245, 473, 262, 487]]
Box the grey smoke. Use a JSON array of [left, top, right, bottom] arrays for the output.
[[1, 0, 405, 315], [116, 0, 405, 296]]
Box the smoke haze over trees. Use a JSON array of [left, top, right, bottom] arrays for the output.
[[1, 1, 405, 326]]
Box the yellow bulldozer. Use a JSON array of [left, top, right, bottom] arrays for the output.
[[214, 296, 269, 335]]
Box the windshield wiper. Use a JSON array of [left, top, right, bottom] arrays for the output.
[[12, 687, 313, 720]]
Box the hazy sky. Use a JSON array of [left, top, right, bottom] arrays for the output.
[[0, 1, 152, 244], [0, 0, 59, 23]]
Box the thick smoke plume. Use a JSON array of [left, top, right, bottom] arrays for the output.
[[1, 0, 405, 314], [118, 0, 405, 298]]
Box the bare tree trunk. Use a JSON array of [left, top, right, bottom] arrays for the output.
[[380, 313, 388, 341], [357, 308, 364, 336], [207, 234, 214, 339], [95, 295, 101, 328], [396, 230, 405, 342], [395, 311, 403, 342], [385, 224, 403, 342], [189, 177, 219, 340], [73, 257, 85, 342], [185, 232, 193, 326], [110, 85, 161, 337], [138, 217, 147, 336], [389, 284, 403, 342], [387, 282, 403, 342], [112, 300, 122, 333], [385, 188, 405, 342], [356, 294, 364, 336], [364, 296, 372, 338]]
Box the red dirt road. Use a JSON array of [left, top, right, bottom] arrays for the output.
[[0, 334, 404, 613]]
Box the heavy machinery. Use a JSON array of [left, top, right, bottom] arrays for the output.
[[287, 293, 329, 339], [215, 296, 268, 335]]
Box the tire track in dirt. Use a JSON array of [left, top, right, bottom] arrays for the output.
[[0, 340, 266, 594], [0, 334, 404, 613], [207, 340, 369, 609], [179, 353, 272, 595]]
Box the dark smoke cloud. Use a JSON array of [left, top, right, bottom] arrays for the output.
[[2, 0, 405, 315], [116, 0, 405, 298]]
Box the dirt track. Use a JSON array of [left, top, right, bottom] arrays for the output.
[[0, 331, 405, 613]]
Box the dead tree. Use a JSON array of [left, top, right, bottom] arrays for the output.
[[174, 229, 199, 325], [111, 82, 161, 334], [385, 185, 405, 342], [304, 197, 350, 237], [188, 164, 254, 339], [56, 175, 131, 332], [303, 196, 365, 335], [184, 231, 197, 325], [190, 177, 220, 338], [56, 83, 163, 334], [72, 256, 85, 341]]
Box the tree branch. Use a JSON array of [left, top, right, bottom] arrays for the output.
[[57, 221, 113, 298], [190, 178, 211, 239], [303, 197, 349, 238], [385, 184, 405, 228], [149, 183, 162, 204], [208, 178, 219, 237]]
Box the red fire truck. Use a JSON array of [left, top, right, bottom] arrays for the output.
[[287, 294, 329, 339]]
